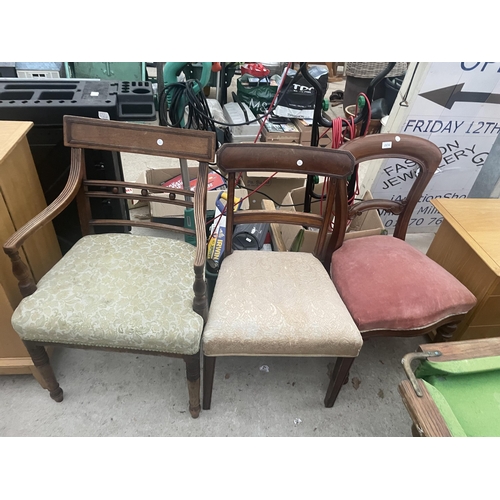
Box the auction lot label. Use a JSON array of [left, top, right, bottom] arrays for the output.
[[370, 62, 500, 232]]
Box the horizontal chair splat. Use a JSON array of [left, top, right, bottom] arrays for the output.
[[84, 180, 194, 198], [85, 192, 194, 209], [89, 219, 196, 235], [64, 115, 216, 162], [233, 210, 324, 228], [348, 199, 405, 218]]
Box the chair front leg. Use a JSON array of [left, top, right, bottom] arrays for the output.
[[24, 342, 63, 402], [324, 357, 355, 408], [184, 354, 201, 418], [434, 322, 458, 342], [202, 355, 216, 410]]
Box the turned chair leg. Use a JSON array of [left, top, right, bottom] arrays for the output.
[[184, 354, 201, 418], [435, 322, 458, 342], [324, 357, 355, 408], [411, 423, 422, 437], [24, 343, 63, 402], [203, 355, 216, 410]]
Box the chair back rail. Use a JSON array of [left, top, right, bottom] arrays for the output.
[[63, 115, 216, 161], [218, 142, 354, 177], [217, 142, 356, 266], [339, 133, 442, 240]]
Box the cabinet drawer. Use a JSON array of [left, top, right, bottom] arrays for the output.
[[461, 324, 500, 341], [469, 296, 500, 327], [491, 279, 500, 297]]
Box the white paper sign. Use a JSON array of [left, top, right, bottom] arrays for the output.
[[368, 62, 500, 232]]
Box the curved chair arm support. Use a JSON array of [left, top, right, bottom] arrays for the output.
[[340, 134, 442, 240], [3, 148, 84, 256], [3, 148, 84, 298]]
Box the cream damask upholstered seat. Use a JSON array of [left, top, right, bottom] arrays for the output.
[[3, 116, 216, 418], [202, 142, 364, 410], [203, 251, 361, 357], [12, 234, 204, 354]]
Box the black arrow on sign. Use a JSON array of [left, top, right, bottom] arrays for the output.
[[420, 83, 500, 109]]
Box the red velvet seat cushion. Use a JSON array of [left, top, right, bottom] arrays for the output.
[[330, 235, 477, 333]]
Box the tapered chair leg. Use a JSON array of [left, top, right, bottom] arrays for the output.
[[324, 357, 355, 408], [184, 354, 201, 419], [203, 355, 216, 410], [24, 343, 63, 402]]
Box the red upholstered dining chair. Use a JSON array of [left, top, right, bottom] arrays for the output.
[[202, 142, 363, 411], [325, 133, 477, 407], [3, 116, 216, 418]]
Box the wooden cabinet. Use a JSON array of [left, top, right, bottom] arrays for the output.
[[426, 198, 500, 341], [0, 121, 62, 383]]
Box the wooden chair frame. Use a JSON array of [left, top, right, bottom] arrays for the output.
[[3, 115, 216, 418], [324, 133, 471, 407], [202, 142, 357, 410]]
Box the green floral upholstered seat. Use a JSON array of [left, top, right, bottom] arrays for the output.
[[12, 233, 204, 355]]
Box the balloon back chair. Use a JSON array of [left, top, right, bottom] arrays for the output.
[[3, 115, 216, 418], [202, 142, 364, 411], [326, 133, 477, 406]]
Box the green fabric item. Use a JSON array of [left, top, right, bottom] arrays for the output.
[[421, 381, 467, 437], [236, 75, 277, 115], [416, 356, 500, 378], [290, 229, 304, 252], [416, 356, 500, 437]]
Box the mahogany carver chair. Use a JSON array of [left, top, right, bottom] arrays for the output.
[[325, 133, 477, 407], [3, 115, 216, 418], [202, 142, 363, 411]]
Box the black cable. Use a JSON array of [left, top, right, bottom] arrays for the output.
[[158, 62, 378, 148], [399, 62, 419, 107], [158, 63, 314, 130], [159, 63, 368, 142]]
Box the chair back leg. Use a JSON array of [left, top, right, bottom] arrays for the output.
[[24, 342, 64, 402], [202, 355, 216, 410], [183, 354, 201, 418]]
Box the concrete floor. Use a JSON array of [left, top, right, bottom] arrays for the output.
[[0, 66, 438, 437]]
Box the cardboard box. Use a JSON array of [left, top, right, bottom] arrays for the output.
[[293, 117, 332, 146], [241, 171, 307, 210], [260, 129, 301, 144], [278, 186, 386, 252], [229, 133, 258, 143], [128, 167, 249, 220], [127, 171, 149, 209], [259, 119, 301, 144], [301, 135, 332, 148]]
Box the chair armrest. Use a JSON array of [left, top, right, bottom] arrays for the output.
[[3, 148, 83, 256], [3, 148, 83, 298], [192, 161, 209, 322]]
